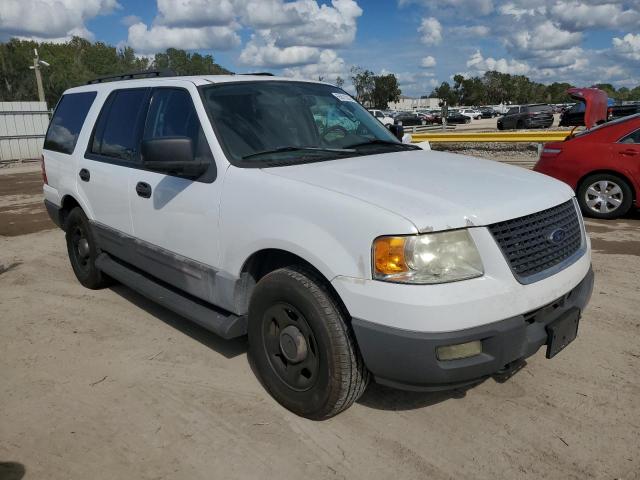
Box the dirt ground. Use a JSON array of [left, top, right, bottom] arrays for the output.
[[1, 165, 639, 480]]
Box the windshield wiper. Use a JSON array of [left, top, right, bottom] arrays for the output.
[[243, 146, 355, 160], [345, 139, 420, 150]]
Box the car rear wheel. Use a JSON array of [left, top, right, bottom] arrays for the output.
[[577, 174, 633, 219], [248, 266, 369, 419], [65, 207, 113, 289]]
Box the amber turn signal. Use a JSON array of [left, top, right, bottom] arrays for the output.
[[373, 236, 408, 275]]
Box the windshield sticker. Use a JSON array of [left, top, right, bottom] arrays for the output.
[[332, 93, 356, 102]]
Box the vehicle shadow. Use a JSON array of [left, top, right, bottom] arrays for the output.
[[357, 381, 481, 412], [110, 285, 247, 359], [0, 462, 26, 480]]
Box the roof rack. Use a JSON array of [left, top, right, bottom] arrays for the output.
[[87, 69, 176, 85], [239, 72, 274, 76]]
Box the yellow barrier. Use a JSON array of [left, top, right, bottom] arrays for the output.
[[411, 131, 571, 143]]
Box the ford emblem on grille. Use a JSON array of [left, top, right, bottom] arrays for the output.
[[547, 228, 567, 244]]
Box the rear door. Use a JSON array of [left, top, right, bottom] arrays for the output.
[[79, 88, 150, 235], [613, 127, 640, 185], [128, 86, 223, 304]]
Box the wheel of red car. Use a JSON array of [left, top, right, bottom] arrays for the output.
[[577, 174, 633, 219]]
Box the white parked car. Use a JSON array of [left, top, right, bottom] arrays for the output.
[[368, 109, 394, 127], [460, 108, 482, 120], [42, 72, 593, 419]]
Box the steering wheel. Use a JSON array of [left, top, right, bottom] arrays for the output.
[[321, 125, 348, 142]]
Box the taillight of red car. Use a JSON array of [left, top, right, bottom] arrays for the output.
[[541, 147, 562, 157], [40, 154, 48, 185]]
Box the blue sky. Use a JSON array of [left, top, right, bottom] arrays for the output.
[[2, 0, 639, 96]]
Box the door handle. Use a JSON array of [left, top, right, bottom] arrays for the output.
[[135, 181, 152, 198], [621, 149, 638, 156], [79, 168, 90, 182]]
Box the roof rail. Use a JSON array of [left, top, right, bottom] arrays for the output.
[[87, 69, 176, 85], [239, 72, 274, 76]]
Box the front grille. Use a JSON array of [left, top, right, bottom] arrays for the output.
[[488, 200, 583, 282]]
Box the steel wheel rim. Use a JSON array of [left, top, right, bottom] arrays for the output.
[[262, 302, 320, 392], [585, 180, 623, 214], [71, 225, 91, 271]]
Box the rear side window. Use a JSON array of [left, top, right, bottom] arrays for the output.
[[91, 89, 149, 162], [620, 129, 640, 144], [44, 92, 97, 154]]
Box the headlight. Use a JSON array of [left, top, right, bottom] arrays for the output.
[[373, 230, 484, 284]]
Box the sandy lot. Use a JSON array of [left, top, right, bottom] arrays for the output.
[[1, 166, 639, 480]]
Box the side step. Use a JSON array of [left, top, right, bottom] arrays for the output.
[[95, 253, 247, 339]]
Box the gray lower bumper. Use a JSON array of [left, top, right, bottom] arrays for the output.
[[352, 267, 594, 391], [44, 200, 63, 229]]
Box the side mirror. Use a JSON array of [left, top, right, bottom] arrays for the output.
[[141, 137, 207, 178], [388, 124, 404, 141]]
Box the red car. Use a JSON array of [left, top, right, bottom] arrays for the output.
[[534, 113, 640, 219]]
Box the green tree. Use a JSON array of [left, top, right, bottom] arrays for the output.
[[371, 74, 401, 109], [350, 66, 376, 106], [430, 81, 457, 106], [0, 37, 231, 106]]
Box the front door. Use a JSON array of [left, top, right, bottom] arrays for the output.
[[128, 86, 224, 305]]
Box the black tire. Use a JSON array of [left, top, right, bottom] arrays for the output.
[[497, 122, 504, 130], [248, 266, 369, 419], [577, 173, 633, 219], [65, 207, 112, 289]]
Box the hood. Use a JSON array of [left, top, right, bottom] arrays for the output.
[[263, 150, 574, 232], [567, 87, 608, 129]]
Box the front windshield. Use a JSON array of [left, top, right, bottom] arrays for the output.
[[200, 81, 405, 166]]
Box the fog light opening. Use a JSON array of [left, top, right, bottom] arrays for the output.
[[437, 340, 482, 361]]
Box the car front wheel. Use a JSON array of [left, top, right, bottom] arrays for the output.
[[248, 266, 369, 419], [577, 174, 633, 219]]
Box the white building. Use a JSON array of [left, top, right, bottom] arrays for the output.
[[388, 96, 440, 111]]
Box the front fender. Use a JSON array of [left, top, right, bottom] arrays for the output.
[[219, 167, 417, 281]]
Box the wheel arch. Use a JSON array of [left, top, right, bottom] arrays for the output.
[[59, 194, 82, 229], [234, 248, 350, 319]]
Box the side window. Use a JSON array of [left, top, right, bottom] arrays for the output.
[[507, 107, 519, 115], [91, 89, 149, 162], [143, 88, 213, 164], [44, 92, 97, 154], [620, 129, 640, 144]]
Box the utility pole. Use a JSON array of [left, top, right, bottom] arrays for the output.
[[29, 49, 49, 103]]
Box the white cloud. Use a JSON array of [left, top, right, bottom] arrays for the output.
[[261, 0, 363, 49], [551, 2, 640, 31], [239, 35, 320, 67], [282, 49, 349, 84], [466, 50, 531, 75], [507, 21, 582, 53], [121, 15, 141, 27], [399, 0, 494, 16], [450, 25, 490, 37], [418, 17, 442, 45], [0, 0, 119, 41], [155, 0, 236, 27], [420, 56, 436, 68], [126, 22, 241, 54], [613, 33, 640, 61]]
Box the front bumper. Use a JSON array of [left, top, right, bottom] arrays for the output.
[[351, 267, 593, 391]]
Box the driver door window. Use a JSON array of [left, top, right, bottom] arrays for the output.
[[143, 88, 214, 170]]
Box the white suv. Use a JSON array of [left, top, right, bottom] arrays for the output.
[[42, 72, 593, 419], [367, 109, 394, 127]]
